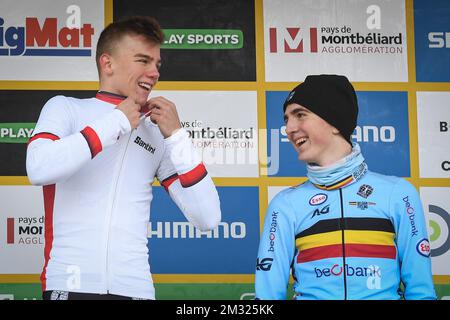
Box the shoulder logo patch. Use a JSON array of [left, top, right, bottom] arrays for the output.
[[416, 238, 431, 257]]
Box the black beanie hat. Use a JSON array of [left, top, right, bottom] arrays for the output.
[[283, 74, 358, 144]]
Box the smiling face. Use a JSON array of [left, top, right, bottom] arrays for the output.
[[284, 103, 351, 166], [99, 34, 161, 107]]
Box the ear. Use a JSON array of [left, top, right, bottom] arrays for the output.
[[99, 53, 113, 76], [331, 126, 340, 135]]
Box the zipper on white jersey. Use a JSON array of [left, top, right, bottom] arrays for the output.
[[104, 131, 134, 293]]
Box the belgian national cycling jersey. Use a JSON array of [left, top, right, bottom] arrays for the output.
[[26, 92, 221, 299], [255, 149, 436, 300]]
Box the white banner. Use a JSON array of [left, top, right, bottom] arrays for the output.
[[263, 0, 408, 82], [0, 186, 44, 274], [0, 0, 103, 81], [420, 187, 450, 275], [152, 90, 259, 177], [417, 92, 450, 178], [267, 186, 289, 204]]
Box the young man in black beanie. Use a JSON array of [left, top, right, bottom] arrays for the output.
[[255, 74, 436, 300]]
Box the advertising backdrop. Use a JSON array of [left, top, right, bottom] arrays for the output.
[[0, 0, 449, 300]]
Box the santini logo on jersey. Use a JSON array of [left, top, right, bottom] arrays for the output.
[[0, 17, 94, 56], [134, 136, 156, 154]]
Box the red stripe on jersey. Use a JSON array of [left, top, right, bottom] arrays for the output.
[[96, 91, 151, 116], [95, 91, 126, 105], [28, 132, 60, 145], [161, 174, 179, 192], [80, 126, 102, 158], [41, 184, 56, 292], [178, 163, 208, 188], [297, 243, 396, 263], [345, 243, 397, 259]]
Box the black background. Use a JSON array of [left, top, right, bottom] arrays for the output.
[[0, 90, 96, 176], [113, 0, 256, 81]]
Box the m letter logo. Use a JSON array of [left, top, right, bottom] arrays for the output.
[[7, 218, 14, 244], [269, 27, 318, 53]]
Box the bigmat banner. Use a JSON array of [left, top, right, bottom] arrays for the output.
[[0, 0, 103, 81], [0, 0, 449, 300]]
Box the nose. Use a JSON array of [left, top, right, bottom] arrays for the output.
[[147, 64, 160, 81], [285, 117, 297, 137]]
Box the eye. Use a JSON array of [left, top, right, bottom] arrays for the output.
[[296, 112, 305, 119], [137, 59, 148, 64]]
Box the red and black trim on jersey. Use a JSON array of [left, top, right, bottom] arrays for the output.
[[28, 132, 60, 145], [161, 173, 178, 191], [95, 91, 151, 114], [41, 184, 56, 292], [179, 163, 208, 187], [95, 91, 126, 105], [161, 163, 208, 191], [80, 126, 102, 158], [27, 134, 60, 291]]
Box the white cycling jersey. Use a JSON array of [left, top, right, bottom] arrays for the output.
[[26, 91, 221, 299]]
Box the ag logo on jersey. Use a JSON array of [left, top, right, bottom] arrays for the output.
[[256, 257, 274, 271], [309, 193, 328, 206], [416, 238, 431, 257], [311, 205, 330, 219]]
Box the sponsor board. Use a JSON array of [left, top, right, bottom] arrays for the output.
[[0, 282, 255, 300], [414, 0, 450, 82], [0, 284, 41, 300], [0, 90, 96, 176], [148, 186, 260, 274], [267, 186, 289, 204], [155, 283, 255, 300], [416, 92, 450, 178], [264, 0, 408, 82], [113, 0, 256, 81], [152, 90, 258, 177], [420, 187, 450, 275], [266, 91, 409, 177], [0, 0, 103, 81], [0, 186, 44, 273]]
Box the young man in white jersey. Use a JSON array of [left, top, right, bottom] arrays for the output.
[[27, 16, 221, 300]]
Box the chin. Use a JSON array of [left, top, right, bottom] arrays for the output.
[[298, 153, 313, 164], [297, 152, 305, 162], [137, 97, 148, 106]]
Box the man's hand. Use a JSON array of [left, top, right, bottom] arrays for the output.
[[116, 97, 141, 129], [145, 97, 182, 138]]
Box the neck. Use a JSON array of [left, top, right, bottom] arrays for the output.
[[99, 82, 123, 97], [307, 142, 367, 189], [312, 138, 353, 167]]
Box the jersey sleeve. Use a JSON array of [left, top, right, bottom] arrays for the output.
[[26, 95, 131, 185], [389, 179, 437, 300], [156, 128, 221, 231], [255, 191, 296, 300]]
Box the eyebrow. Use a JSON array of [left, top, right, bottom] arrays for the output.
[[134, 53, 161, 64], [283, 106, 310, 122]]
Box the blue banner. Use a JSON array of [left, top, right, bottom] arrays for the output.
[[266, 90, 410, 177], [149, 186, 260, 274], [414, 0, 450, 82]]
